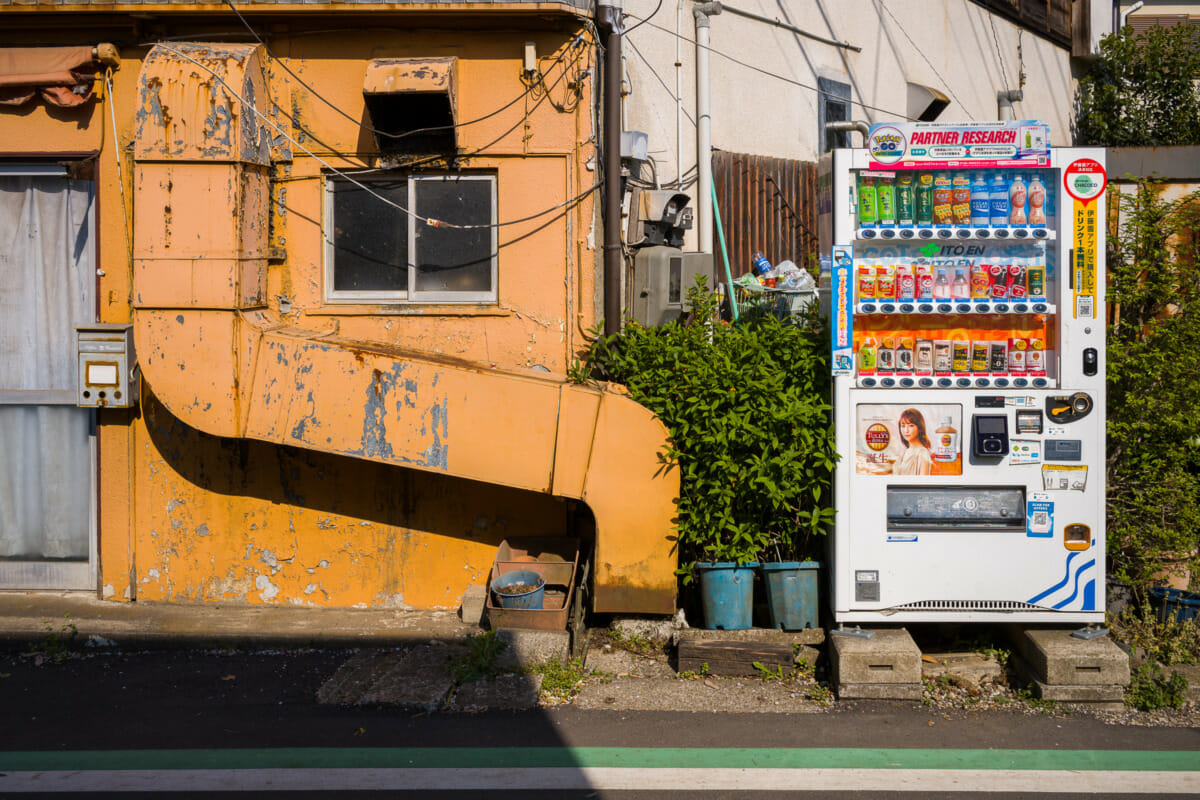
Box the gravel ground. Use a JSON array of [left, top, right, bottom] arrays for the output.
[[579, 630, 1200, 726]]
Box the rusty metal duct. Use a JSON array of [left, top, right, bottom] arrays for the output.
[[363, 57, 457, 153], [130, 43, 678, 614]]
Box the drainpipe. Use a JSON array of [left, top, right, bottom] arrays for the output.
[[694, 1, 721, 254], [824, 120, 871, 146], [599, 0, 624, 335], [998, 88, 1023, 121]]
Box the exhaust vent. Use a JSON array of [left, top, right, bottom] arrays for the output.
[[890, 599, 1043, 612]]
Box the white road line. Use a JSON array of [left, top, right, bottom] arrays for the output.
[[1, 768, 1198, 793]]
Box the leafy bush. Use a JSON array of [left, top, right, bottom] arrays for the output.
[[582, 282, 837, 572], [1111, 603, 1200, 666], [1106, 184, 1200, 588], [1076, 25, 1200, 147], [1126, 663, 1188, 711]]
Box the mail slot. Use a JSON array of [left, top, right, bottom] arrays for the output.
[[77, 324, 138, 408], [886, 486, 1026, 532]]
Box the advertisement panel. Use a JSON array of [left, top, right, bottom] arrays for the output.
[[867, 120, 1050, 170], [855, 403, 962, 476]]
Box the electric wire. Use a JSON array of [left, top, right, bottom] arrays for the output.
[[221, 0, 589, 144], [622, 0, 664, 35], [634, 16, 915, 120], [152, 44, 599, 231], [988, 13, 1012, 90], [878, 1, 974, 120]]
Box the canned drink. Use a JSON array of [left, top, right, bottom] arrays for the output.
[[952, 340, 971, 373], [1008, 264, 1028, 299], [857, 265, 876, 300], [989, 341, 1009, 373], [951, 172, 971, 225], [1008, 338, 1027, 373], [916, 172, 935, 226], [915, 339, 933, 372], [989, 263, 1009, 299], [971, 341, 990, 373], [1026, 263, 1046, 297], [896, 265, 916, 301], [1027, 338, 1046, 374], [933, 172, 953, 226], [876, 265, 896, 300], [934, 340, 952, 372], [916, 265, 934, 300], [970, 262, 990, 300]]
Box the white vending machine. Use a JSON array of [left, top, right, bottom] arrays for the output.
[[819, 121, 1107, 623]]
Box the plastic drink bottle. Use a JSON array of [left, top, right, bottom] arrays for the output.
[[857, 174, 878, 227], [952, 268, 969, 300], [1028, 175, 1046, 227], [877, 175, 897, 227], [915, 172, 935, 227], [1009, 174, 1028, 226], [951, 172, 971, 225], [970, 172, 990, 227], [989, 173, 1009, 228], [895, 173, 915, 227], [933, 267, 951, 299], [752, 251, 772, 277]]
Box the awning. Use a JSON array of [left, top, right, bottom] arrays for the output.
[[0, 46, 100, 108]]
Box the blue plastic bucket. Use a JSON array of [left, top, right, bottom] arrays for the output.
[[1150, 586, 1200, 622], [492, 570, 546, 610], [761, 561, 821, 631], [696, 562, 757, 630]]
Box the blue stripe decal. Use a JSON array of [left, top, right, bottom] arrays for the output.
[[1053, 559, 1095, 609], [1082, 578, 1096, 611], [1027, 551, 1079, 604]]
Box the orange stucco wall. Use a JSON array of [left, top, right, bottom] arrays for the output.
[[1, 19, 610, 608]]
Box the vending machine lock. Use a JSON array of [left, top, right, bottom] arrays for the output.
[[1046, 392, 1093, 424], [971, 414, 1010, 458], [1083, 347, 1098, 377]]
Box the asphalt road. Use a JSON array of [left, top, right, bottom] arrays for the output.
[[0, 647, 1196, 797]]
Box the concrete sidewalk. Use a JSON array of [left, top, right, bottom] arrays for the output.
[[0, 591, 482, 650]]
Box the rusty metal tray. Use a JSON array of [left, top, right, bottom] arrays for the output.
[[485, 537, 579, 631]]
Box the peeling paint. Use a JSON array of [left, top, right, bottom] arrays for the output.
[[255, 574, 279, 600], [195, 523, 209, 537]]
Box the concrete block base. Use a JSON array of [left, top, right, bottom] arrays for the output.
[[830, 628, 921, 701], [837, 682, 924, 700], [1009, 626, 1131, 687]]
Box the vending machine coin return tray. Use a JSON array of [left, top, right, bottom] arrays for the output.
[[886, 486, 1026, 532]]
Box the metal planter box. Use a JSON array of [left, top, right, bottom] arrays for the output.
[[486, 537, 579, 630]]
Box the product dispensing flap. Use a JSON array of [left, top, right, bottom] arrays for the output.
[[886, 485, 1026, 531]]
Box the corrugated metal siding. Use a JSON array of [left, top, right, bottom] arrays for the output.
[[712, 150, 818, 278]]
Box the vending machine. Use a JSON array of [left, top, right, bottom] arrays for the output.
[[818, 121, 1107, 623]]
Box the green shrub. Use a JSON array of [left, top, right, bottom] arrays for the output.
[[1106, 184, 1200, 589], [582, 282, 837, 572], [1076, 25, 1200, 147], [1126, 663, 1188, 711]]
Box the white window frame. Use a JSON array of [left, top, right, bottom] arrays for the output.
[[324, 173, 498, 304]]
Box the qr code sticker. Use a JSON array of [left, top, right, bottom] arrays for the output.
[[1077, 295, 1094, 319], [1033, 511, 1049, 527]]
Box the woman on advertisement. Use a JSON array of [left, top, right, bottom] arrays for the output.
[[894, 408, 933, 475]]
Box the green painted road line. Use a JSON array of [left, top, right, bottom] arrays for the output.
[[1, 748, 1197, 773]]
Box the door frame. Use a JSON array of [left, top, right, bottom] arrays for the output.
[[0, 159, 99, 591]]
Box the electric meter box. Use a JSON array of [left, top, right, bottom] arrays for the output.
[[76, 324, 138, 408], [631, 247, 714, 326]]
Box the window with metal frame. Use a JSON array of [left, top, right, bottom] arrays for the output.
[[817, 77, 852, 154], [325, 173, 497, 304]]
